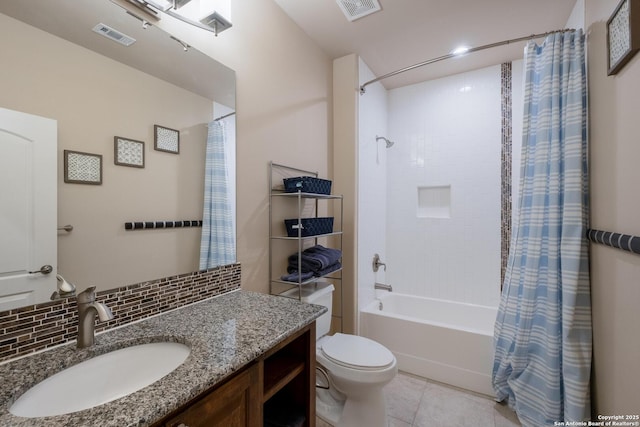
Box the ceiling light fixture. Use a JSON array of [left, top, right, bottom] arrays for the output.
[[135, 0, 232, 36]]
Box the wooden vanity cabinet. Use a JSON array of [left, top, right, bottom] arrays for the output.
[[262, 322, 316, 427], [152, 322, 315, 427], [163, 362, 261, 427]]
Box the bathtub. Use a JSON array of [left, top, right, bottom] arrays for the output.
[[360, 293, 497, 396]]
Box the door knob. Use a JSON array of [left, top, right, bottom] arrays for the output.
[[29, 265, 53, 275]]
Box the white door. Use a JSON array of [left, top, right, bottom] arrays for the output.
[[0, 107, 57, 311]]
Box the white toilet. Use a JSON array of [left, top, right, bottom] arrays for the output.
[[284, 283, 397, 427]]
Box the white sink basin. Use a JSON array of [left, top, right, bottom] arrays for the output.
[[10, 342, 190, 418]]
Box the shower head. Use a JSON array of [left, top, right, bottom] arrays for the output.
[[376, 135, 394, 148]]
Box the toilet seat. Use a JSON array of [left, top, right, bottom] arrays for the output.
[[320, 333, 395, 371]]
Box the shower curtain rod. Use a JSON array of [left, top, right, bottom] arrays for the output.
[[359, 28, 574, 94], [213, 111, 236, 121]]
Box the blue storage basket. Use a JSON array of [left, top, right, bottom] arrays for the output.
[[283, 176, 332, 195], [284, 217, 334, 237]]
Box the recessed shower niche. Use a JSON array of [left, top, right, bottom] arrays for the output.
[[417, 185, 451, 219]]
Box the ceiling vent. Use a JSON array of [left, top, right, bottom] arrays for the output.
[[92, 23, 136, 47], [336, 0, 381, 22]]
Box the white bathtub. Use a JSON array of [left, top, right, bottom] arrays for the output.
[[360, 293, 497, 396]]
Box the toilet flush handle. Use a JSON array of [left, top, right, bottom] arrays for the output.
[[315, 366, 330, 389]]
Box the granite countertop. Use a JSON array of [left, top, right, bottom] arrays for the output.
[[0, 290, 325, 427]]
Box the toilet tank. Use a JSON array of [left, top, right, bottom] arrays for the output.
[[281, 283, 334, 338]]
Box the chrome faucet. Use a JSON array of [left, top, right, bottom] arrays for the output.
[[77, 286, 114, 348], [372, 253, 387, 272]]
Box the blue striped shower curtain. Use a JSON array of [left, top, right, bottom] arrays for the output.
[[199, 120, 236, 269], [492, 30, 591, 426]]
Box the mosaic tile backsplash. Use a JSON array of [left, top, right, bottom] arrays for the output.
[[0, 263, 241, 363], [501, 62, 513, 287]]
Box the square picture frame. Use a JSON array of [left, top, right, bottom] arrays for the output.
[[154, 125, 180, 154], [64, 150, 102, 185], [607, 0, 640, 75], [114, 136, 145, 168]]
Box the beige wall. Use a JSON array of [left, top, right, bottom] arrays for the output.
[[0, 13, 212, 291], [333, 54, 360, 334], [147, 0, 334, 293], [585, 0, 640, 416]]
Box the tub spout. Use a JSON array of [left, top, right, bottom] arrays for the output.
[[374, 282, 393, 292]]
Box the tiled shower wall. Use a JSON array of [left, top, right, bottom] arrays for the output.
[[357, 60, 524, 312], [0, 264, 240, 363], [386, 65, 503, 307]]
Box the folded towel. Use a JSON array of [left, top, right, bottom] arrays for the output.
[[314, 261, 341, 277], [284, 262, 341, 282], [280, 270, 314, 283], [288, 245, 342, 273]]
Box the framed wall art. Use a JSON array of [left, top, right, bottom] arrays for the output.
[[64, 150, 102, 185], [607, 0, 640, 75], [114, 136, 145, 168], [154, 125, 180, 154]]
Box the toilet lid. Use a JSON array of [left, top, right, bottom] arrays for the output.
[[321, 333, 394, 369]]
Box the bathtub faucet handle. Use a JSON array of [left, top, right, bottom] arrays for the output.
[[373, 253, 387, 272]]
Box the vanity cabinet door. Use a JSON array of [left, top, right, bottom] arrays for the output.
[[165, 363, 261, 427]]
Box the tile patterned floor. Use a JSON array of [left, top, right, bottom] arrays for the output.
[[317, 371, 522, 427]]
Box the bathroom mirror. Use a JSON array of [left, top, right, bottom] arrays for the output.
[[0, 0, 236, 307]]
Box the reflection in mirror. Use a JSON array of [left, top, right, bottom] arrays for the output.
[[0, 0, 236, 310]]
